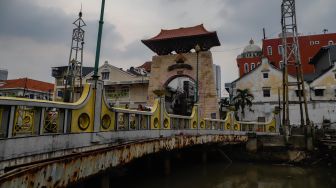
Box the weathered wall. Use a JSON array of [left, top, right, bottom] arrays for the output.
[[241, 101, 336, 127], [234, 58, 309, 104], [148, 51, 219, 118], [310, 65, 336, 101]]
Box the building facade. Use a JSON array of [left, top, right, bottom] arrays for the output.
[[213, 64, 222, 98], [83, 61, 149, 109], [236, 39, 262, 77], [237, 33, 336, 77], [52, 66, 94, 101], [227, 57, 336, 127], [262, 32, 336, 75], [0, 78, 54, 100], [0, 69, 8, 81]]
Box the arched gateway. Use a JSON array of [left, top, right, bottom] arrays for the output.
[[142, 24, 221, 118]]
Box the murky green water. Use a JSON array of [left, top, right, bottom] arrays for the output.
[[75, 160, 336, 188]]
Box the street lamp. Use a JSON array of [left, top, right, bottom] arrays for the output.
[[195, 44, 201, 103]]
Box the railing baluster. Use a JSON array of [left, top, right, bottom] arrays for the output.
[[39, 108, 45, 135], [7, 106, 15, 138], [63, 109, 68, 134]]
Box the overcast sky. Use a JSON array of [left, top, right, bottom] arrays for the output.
[[1, 0, 336, 95]]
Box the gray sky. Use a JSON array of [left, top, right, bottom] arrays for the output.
[[1, 0, 336, 95]]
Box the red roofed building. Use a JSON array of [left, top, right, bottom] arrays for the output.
[[236, 33, 336, 77], [262, 33, 336, 75], [0, 78, 54, 100], [138, 61, 152, 73]]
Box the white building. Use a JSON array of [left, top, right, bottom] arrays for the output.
[[227, 57, 336, 127]]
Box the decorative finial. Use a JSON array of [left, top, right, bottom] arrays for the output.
[[79, 3, 83, 18], [249, 38, 254, 45]]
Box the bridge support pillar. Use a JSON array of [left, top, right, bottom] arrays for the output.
[[164, 154, 171, 175], [100, 174, 110, 188], [246, 138, 258, 153], [202, 150, 207, 164]]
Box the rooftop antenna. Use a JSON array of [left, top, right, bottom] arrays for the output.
[[281, 0, 311, 146], [64, 7, 86, 102]]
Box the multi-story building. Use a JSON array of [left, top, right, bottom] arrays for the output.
[[0, 69, 8, 81], [236, 33, 336, 77], [213, 64, 222, 98], [226, 55, 336, 127], [51, 66, 94, 101], [83, 61, 149, 109], [0, 78, 54, 100], [262, 32, 336, 75], [236, 39, 262, 77]]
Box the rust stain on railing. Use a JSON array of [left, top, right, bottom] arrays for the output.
[[0, 134, 247, 188]]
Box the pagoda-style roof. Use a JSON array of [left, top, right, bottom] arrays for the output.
[[142, 24, 221, 55]]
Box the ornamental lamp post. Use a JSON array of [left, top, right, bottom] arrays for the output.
[[195, 44, 201, 103]]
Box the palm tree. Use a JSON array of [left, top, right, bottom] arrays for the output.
[[233, 89, 254, 120], [219, 97, 230, 119]]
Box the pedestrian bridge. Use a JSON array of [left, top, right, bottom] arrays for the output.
[[0, 81, 279, 187]]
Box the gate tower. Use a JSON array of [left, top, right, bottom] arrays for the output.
[[142, 24, 221, 118]]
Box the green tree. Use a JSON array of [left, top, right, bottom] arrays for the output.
[[219, 97, 230, 119], [233, 89, 254, 120]]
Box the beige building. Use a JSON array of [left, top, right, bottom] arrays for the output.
[[83, 61, 149, 109], [51, 66, 94, 101]]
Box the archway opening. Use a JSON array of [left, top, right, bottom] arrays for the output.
[[165, 76, 195, 116]]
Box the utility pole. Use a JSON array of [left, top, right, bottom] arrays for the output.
[[281, 0, 311, 145], [92, 0, 106, 85]]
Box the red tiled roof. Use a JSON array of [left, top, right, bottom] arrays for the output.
[[138, 61, 152, 72], [148, 24, 213, 41], [0, 78, 54, 92]]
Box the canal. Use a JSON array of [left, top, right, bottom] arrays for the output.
[[72, 148, 336, 188]]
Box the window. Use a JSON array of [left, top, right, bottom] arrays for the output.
[[105, 86, 129, 99], [57, 90, 63, 97], [296, 90, 303, 97], [244, 63, 249, 73], [279, 61, 283, 69], [315, 41, 320, 45], [315, 89, 324, 96], [329, 40, 334, 45], [334, 89, 336, 97], [278, 45, 283, 55], [263, 88, 271, 97], [29, 94, 35, 99], [267, 46, 272, 55], [251, 63, 255, 70], [310, 41, 314, 46], [334, 72, 336, 79], [263, 73, 269, 78], [105, 87, 116, 98], [101, 71, 110, 80]]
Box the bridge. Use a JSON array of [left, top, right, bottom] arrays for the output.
[[0, 80, 279, 187]]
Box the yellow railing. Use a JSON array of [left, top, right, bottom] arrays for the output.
[[0, 83, 279, 139]]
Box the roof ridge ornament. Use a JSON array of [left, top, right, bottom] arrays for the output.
[[249, 38, 254, 45]]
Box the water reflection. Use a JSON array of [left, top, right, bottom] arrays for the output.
[[74, 161, 336, 188]]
